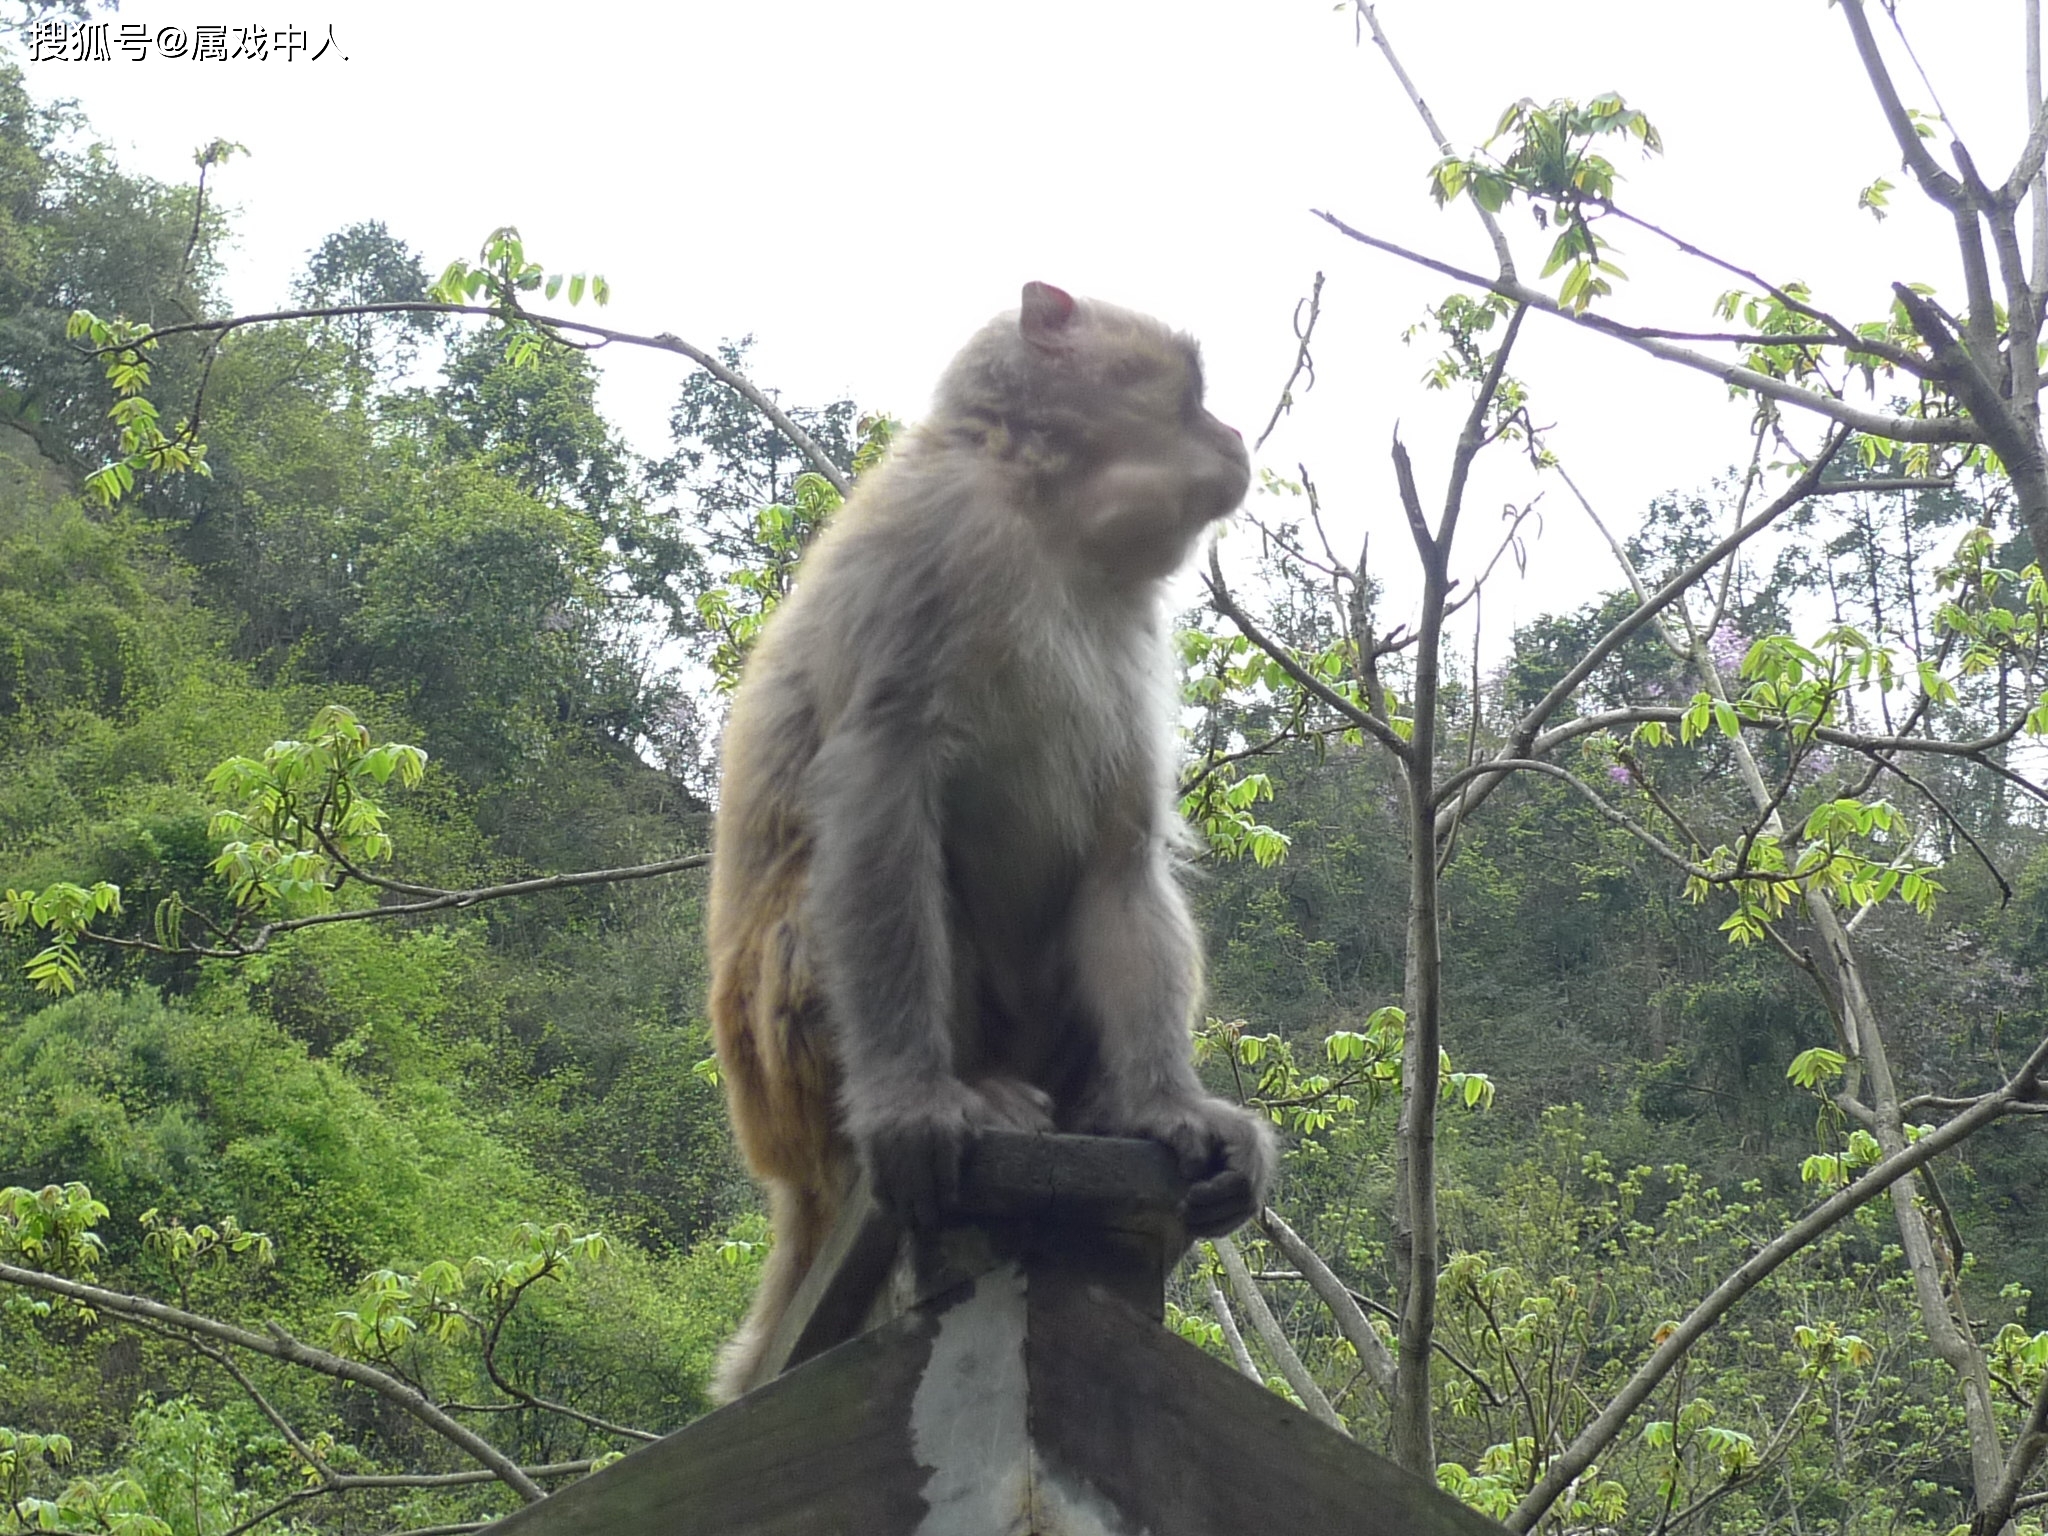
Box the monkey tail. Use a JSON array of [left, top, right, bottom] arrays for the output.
[[710, 1177, 840, 1403]]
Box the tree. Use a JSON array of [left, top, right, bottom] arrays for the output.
[[1175, 6, 2048, 1531], [290, 220, 441, 383]]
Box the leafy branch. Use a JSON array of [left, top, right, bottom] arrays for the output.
[[2, 707, 706, 986], [66, 226, 850, 510]]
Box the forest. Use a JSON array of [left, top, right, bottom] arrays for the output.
[[2, 2, 2048, 1533]]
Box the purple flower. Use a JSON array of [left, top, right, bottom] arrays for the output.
[[1792, 747, 1833, 784], [1707, 623, 1747, 675], [1608, 764, 1633, 786]]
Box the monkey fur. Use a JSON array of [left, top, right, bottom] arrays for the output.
[[706, 282, 1275, 1401]]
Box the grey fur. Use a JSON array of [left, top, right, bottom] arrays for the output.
[[722, 283, 1274, 1276]]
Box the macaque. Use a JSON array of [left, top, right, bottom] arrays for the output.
[[705, 282, 1274, 1401]]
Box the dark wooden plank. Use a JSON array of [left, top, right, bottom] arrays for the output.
[[485, 1307, 941, 1536], [957, 1132, 1185, 1228], [757, 1133, 1187, 1388], [755, 1182, 902, 1384], [1025, 1272, 1511, 1536]]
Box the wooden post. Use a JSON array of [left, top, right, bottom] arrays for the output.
[[480, 1132, 1505, 1535]]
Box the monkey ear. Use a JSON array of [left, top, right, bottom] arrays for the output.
[[1019, 281, 1077, 350]]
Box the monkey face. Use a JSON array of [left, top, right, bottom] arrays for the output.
[[936, 282, 1252, 581]]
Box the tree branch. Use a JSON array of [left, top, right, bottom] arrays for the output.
[[1438, 443, 1846, 837], [1205, 549, 1411, 761], [1312, 211, 1978, 446], [0, 1262, 546, 1502], [1354, 1, 1519, 281], [1259, 1207, 1396, 1404], [1837, 0, 1968, 208], [1975, 1359, 2048, 1534], [79, 852, 709, 960], [1211, 1234, 1348, 1433], [1203, 1272, 1264, 1382], [1505, 1030, 2048, 1531], [85, 300, 851, 495], [1255, 272, 1324, 452]]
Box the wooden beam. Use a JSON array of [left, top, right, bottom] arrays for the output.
[[476, 1132, 1510, 1535]]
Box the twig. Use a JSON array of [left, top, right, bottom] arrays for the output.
[[1311, 212, 1976, 448], [1255, 272, 1324, 452], [1206, 549, 1411, 761], [1856, 749, 2014, 902], [1437, 441, 1850, 837], [474, 1273, 659, 1444], [1355, 2, 1518, 280], [78, 852, 709, 960]]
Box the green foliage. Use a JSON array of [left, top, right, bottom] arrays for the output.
[[3, 708, 427, 989], [63, 309, 207, 508], [1181, 768, 1291, 867], [205, 705, 426, 910], [686, 414, 890, 691], [1431, 93, 1661, 311], [0, 1418, 170, 1536], [1417, 1109, 1995, 1530], [1197, 1008, 1492, 1136], [430, 226, 609, 319], [0, 1180, 106, 1280], [126, 1397, 237, 1536], [332, 1221, 608, 1355]]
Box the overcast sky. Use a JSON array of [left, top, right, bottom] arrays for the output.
[[18, 0, 2038, 648]]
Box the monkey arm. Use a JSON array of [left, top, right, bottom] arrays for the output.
[[1067, 839, 1277, 1235], [1066, 837, 1208, 1109], [802, 709, 958, 1098], [800, 703, 1020, 1223]]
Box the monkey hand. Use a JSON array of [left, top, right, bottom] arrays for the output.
[[851, 1075, 1054, 1228], [1084, 1093, 1276, 1238]]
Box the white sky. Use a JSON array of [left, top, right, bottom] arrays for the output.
[[19, 0, 2039, 650]]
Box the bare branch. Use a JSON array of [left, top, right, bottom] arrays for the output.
[[1255, 272, 1324, 452], [0, 1262, 546, 1502], [1975, 1358, 2048, 1534], [1441, 305, 1529, 551], [1427, 759, 1722, 881], [1837, 0, 1968, 208], [1855, 750, 2014, 902], [1440, 443, 1847, 837], [81, 852, 709, 961], [1211, 1235, 1348, 1434], [1260, 1207, 1396, 1403], [1205, 549, 1411, 761], [1203, 1272, 1263, 1382], [1313, 211, 1978, 447], [1599, 203, 1926, 375], [473, 1276, 659, 1444], [1355, 2, 1519, 280]]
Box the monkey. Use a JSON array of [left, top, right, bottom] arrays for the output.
[[705, 281, 1275, 1402]]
